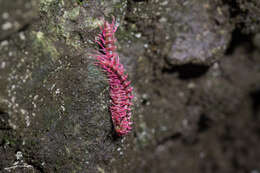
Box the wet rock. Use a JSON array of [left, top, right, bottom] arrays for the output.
[[235, 0, 260, 34], [126, 0, 232, 65], [0, 0, 131, 172], [166, 1, 232, 64], [1, 0, 260, 173], [0, 0, 37, 41]]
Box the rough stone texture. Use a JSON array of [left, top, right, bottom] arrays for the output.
[[226, 0, 260, 34], [0, 0, 128, 172], [163, 1, 231, 64], [0, 0, 37, 41], [1, 0, 260, 173], [124, 0, 232, 65]]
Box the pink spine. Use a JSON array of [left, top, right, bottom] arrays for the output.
[[95, 17, 133, 136]]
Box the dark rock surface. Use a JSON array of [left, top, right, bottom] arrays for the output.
[[0, 0, 260, 173]]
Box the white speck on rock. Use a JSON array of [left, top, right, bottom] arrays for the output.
[[213, 62, 219, 69], [55, 88, 60, 94], [11, 85, 16, 90], [11, 96, 16, 103], [1, 62, 6, 69], [21, 109, 27, 115], [159, 17, 167, 23], [1, 40, 8, 46], [61, 105, 65, 111], [25, 115, 30, 127], [135, 33, 142, 38], [8, 120, 17, 129], [160, 1, 168, 6], [2, 22, 12, 30], [50, 84, 56, 90], [19, 32, 26, 40], [32, 101, 37, 108], [33, 95, 39, 100], [187, 82, 196, 89], [161, 126, 167, 131], [2, 12, 9, 19], [16, 151, 23, 160]]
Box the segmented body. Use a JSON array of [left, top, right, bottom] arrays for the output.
[[95, 18, 133, 136]]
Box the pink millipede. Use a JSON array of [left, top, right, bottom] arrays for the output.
[[95, 17, 133, 136]]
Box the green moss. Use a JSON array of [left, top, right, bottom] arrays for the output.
[[41, 4, 82, 48], [83, 17, 102, 30], [39, 0, 55, 13], [63, 7, 80, 21], [40, 0, 64, 13], [31, 31, 59, 62], [2, 135, 18, 147]]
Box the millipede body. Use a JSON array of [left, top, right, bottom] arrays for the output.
[[95, 17, 133, 136]]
